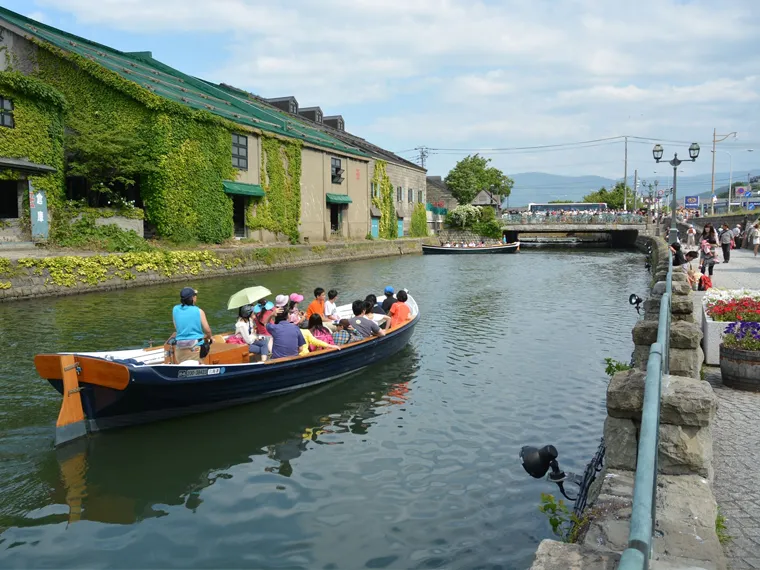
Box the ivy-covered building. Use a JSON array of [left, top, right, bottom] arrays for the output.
[[0, 7, 378, 244], [253, 94, 428, 237]]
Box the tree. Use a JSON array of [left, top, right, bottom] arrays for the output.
[[582, 182, 629, 210], [444, 154, 513, 205], [548, 199, 574, 204]]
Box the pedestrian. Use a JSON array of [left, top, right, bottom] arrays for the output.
[[753, 224, 760, 257], [686, 225, 696, 246], [719, 223, 732, 263]]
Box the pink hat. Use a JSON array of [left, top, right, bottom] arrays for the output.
[[275, 294, 289, 307], [289, 293, 304, 303]]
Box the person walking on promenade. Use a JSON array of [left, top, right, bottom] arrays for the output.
[[686, 225, 696, 247], [753, 224, 760, 257], [719, 224, 733, 263]]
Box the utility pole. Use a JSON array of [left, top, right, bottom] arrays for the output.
[[623, 136, 628, 211], [710, 128, 737, 214], [632, 169, 638, 211], [414, 147, 429, 169]]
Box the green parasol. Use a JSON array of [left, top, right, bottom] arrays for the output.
[[226, 286, 272, 310]]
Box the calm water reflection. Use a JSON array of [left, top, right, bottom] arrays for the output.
[[0, 248, 650, 569]]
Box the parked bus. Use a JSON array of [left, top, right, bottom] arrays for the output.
[[527, 202, 607, 213]]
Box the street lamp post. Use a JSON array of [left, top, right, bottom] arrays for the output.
[[653, 142, 700, 244], [712, 150, 733, 212]]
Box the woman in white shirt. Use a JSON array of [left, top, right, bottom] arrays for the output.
[[235, 305, 273, 361]]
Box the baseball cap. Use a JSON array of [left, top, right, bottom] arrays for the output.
[[384, 286, 394, 294], [275, 294, 289, 307], [179, 287, 198, 303]]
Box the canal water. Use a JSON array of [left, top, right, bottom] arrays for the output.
[[0, 248, 650, 569]]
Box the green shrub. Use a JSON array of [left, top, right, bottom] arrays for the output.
[[410, 203, 429, 237]]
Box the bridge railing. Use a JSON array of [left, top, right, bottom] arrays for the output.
[[500, 213, 646, 224], [617, 249, 672, 570]]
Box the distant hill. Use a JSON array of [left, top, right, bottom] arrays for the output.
[[504, 170, 759, 206]]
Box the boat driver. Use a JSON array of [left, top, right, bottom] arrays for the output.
[[171, 286, 213, 364]]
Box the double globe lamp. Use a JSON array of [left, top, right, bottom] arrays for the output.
[[652, 142, 700, 244]]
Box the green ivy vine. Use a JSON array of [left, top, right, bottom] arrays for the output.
[[0, 71, 66, 237], [246, 135, 302, 243], [410, 203, 428, 237], [371, 160, 397, 239], [23, 46, 238, 244]]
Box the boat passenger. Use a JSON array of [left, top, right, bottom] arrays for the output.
[[365, 293, 386, 315], [353, 300, 386, 337], [305, 287, 326, 320], [388, 289, 412, 329], [443, 242, 452, 247], [332, 318, 364, 345], [171, 287, 213, 364], [300, 315, 339, 354], [287, 293, 305, 325], [234, 305, 272, 361], [381, 286, 397, 313], [261, 296, 306, 359], [253, 298, 275, 336], [324, 289, 341, 323]]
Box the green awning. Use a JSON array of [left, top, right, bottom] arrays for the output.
[[326, 193, 352, 204], [223, 180, 265, 197]]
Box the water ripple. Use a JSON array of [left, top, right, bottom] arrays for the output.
[[0, 248, 650, 569]]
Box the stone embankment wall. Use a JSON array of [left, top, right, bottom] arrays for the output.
[[531, 235, 727, 570], [0, 239, 429, 303]]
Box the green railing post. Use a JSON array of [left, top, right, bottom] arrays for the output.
[[618, 247, 672, 569]]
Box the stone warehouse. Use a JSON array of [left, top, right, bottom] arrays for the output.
[[0, 7, 424, 245]]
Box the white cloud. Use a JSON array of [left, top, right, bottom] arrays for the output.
[[30, 0, 760, 176], [25, 10, 47, 22]]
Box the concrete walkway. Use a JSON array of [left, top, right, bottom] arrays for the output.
[[700, 247, 760, 569]]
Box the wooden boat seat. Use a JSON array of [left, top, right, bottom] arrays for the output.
[[204, 341, 250, 365], [162, 338, 251, 365]]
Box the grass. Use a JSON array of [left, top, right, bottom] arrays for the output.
[[716, 508, 732, 545]]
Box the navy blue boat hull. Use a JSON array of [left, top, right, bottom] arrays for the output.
[[48, 315, 418, 433], [422, 243, 519, 254]]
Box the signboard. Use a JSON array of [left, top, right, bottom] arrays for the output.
[[735, 186, 748, 197], [657, 190, 664, 198], [355, 168, 360, 180], [28, 180, 49, 240], [749, 203, 756, 211], [684, 196, 699, 209]]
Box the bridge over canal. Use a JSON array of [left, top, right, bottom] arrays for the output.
[[500, 214, 649, 246]]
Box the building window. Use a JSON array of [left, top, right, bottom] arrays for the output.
[[418, 190, 423, 203], [408, 188, 414, 203], [371, 181, 379, 198], [0, 97, 14, 128], [316, 111, 323, 123], [397, 186, 403, 202], [331, 157, 344, 184], [288, 101, 297, 114], [232, 133, 248, 170]]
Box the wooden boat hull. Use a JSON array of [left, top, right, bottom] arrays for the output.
[[422, 242, 519, 254], [39, 314, 418, 442]]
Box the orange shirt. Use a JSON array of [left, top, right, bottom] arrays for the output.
[[389, 302, 411, 328], [305, 298, 325, 319]]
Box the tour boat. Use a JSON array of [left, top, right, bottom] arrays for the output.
[[35, 293, 419, 447], [422, 242, 520, 254]]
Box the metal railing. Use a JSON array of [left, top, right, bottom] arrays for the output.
[[617, 248, 672, 569], [500, 213, 646, 224]]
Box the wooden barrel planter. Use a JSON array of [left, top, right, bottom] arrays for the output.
[[720, 344, 760, 392]]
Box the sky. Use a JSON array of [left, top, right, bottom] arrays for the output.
[[9, 0, 760, 184]]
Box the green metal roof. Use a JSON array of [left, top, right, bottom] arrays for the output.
[[223, 180, 265, 197], [326, 193, 352, 204], [0, 6, 368, 159]]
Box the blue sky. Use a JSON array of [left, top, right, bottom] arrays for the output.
[[8, 0, 760, 184]]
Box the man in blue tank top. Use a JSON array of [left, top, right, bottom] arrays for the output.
[[172, 287, 213, 364]]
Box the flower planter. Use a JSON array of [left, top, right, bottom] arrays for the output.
[[719, 344, 760, 392], [701, 304, 731, 365]]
